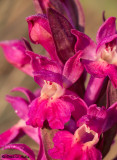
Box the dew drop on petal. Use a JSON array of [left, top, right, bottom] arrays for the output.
[[15, 110, 18, 113]]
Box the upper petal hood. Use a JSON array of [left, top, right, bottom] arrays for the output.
[[63, 51, 84, 87], [71, 29, 97, 61], [26, 14, 60, 63], [96, 17, 116, 44]]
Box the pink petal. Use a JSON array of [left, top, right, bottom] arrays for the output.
[[96, 17, 116, 44], [82, 59, 109, 78], [0, 39, 33, 76], [78, 104, 107, 135], [48, 131, 73, 159], [47, 96, 74, 129], [64, 145, 101, 160], [34, 69, 63, 87], [63, 51, 84, 86], [22, 126, 39, 144], [84, 147, 102, 160], [26, 50, 62, 73], [62, 95, 87, 122], [3, 144, 35, 160], [26, 98, 48, 128], [71, 29, 97, 61], [84, 76, 106, 106], [48, 8, 76, 64], [26, 14, 60, 63], [96, 34, 117, 52], [6, 95, 29, 120], [0, 125, 23, 148], [11, 87, 36, 102], [34, 88, 41, 97]]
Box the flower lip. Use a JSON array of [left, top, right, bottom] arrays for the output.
[[73, 124, 99, 150], [41, 80, 65, 100], [98, 39, 117, 65]]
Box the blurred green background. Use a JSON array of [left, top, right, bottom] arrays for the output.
[[0, 0, 117, 159]]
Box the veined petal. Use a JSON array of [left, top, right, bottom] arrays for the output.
[[26, 98, 48, 128], [11, 87, 36, 103], [64, 145, 102, 160], [96, 17, 116, 44], [3, 144, 35, 160], [48, 131, 73, 159], [0, 125, 23, 148], [6, 95, 29, 120], [22, 126, 39, 144], [26, 50, 62, 73], [82, 59, 109, 78], [63, 51, 84, 86], [26, 14, 60, 62], [71, 29, 97, 61], [62, 95, 87, 122], [47, 97, 74, 129], [84, 147, 102, 160], [34, 69, 63, 87], [78, 104, 107, 135], [0, 120, 39, 148], [0, 39, 33, 76], [97, 34, 117, 52], [48, 8, 76, 64]]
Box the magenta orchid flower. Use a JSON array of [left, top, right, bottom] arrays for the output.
[[72, 17, 117, 88], [1, 0, 117, 159], [49, 102, 117, 160], [0, 39, 33, 76], [26, 50, 84, 129]]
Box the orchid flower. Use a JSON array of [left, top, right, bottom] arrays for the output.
[[72, 17, 117, 88], [26, 8, 77, 65], [1, 0, 117, 159], [49, 102, 117, 160], [0, 39, 33, 76], [26, 50, 84, 129]]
